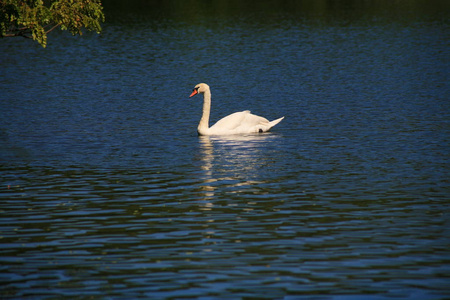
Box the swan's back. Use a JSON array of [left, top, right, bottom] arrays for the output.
[[208, 111, 283, 135]]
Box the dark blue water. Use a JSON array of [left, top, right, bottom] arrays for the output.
[[1, 1, 449, 298]]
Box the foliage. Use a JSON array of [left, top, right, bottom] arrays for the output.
[[0, 0, 104, 47]]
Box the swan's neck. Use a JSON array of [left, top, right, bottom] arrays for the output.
[[198, 90, 211, 135]]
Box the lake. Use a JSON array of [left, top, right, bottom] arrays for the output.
[[1, 0, 449, 298]]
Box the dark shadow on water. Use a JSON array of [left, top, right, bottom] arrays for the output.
[[102, 0, 449, 25]]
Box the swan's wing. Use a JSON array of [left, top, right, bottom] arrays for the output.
[[210, 111, 255, 131], [234, 113, 284, 133], [236, 112, 270, 129], [210, 110, 275, 133]]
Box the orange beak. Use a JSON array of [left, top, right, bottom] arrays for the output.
[[189, 89, 198, 98]]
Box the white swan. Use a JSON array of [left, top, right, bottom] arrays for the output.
[[189, 83, 284, 136]]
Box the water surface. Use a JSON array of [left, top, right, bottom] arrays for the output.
[[1, 1, 449, 298]]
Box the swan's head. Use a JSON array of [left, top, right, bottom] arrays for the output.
[[189, 83, 209, 98]]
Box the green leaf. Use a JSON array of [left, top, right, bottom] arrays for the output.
[[1, 0, 104, 47]]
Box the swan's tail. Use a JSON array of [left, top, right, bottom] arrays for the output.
[[269, 116, 284, 128], [257, 116, 284, 133]]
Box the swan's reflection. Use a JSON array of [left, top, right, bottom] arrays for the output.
[[197, 133, 281, 209]]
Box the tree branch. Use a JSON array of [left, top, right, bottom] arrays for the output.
[[2, 31, 33, 39], [45, 23, 61, 34]]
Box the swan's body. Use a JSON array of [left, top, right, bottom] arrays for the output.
[[189, 83, 284, 136]]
